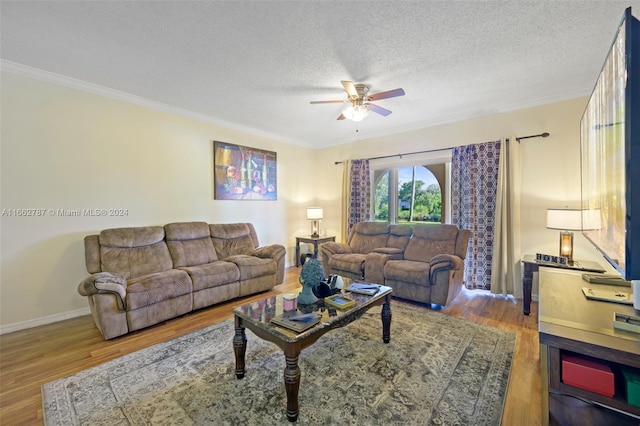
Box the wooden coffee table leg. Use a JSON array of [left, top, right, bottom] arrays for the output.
[[233, 316, 247, 379], [283, 347, 301, 422], [381, 295, 392, 343]]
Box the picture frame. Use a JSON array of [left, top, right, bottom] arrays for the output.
[[324, 293, 356, 310], [213, 141, 277, 200]]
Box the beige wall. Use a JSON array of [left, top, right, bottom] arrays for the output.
[[0, 72, 316, 331], [0, 71, 615, 332], [315, 97, 616, 286]]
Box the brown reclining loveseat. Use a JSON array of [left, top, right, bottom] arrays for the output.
[[319, 221, 470, 306]]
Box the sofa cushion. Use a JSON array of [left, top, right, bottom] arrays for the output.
[[404, 225, 459, 263], [384, 259, 431, 286], [225, 255, 276, 281], [179, 261, 240, 292], [348, 222, 390, 254], [126, 269, 192, 310], [329, 253, 367, 276], [165, 222, 218, 267], [388, 225, 412, 251], [209, 223, 256, 259], [100, 226, 173, 279]]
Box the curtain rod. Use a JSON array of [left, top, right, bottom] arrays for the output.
[[516, 132, 550, 142], [334, 147, 451, 165], [334, 131, 550, 164]]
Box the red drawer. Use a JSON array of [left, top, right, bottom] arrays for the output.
[[561, 354, 615, 397]]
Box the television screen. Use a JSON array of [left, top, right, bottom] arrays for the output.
[[580, 7, 640, 281]]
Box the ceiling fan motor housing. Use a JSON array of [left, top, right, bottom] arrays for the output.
[[352, 84, 370, 103]]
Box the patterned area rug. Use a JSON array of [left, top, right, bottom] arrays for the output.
[[42, 302, 515, 425]]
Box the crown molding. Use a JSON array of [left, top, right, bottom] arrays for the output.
[[311, 88, 591, 149], [0, 60, 306, 146], [1, 60, 590, 150]]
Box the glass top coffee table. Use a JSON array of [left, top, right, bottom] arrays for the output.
[[232, 282, 392, 422]]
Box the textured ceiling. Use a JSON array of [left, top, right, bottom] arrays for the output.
[[2, 1, 639, 148]]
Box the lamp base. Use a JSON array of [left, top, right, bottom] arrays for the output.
[[559, 231, 574, 265], [310, 219, 320, 239]]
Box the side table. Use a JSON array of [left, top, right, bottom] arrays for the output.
[[295, 235, 335, 267], [521, 254, 605, 315]]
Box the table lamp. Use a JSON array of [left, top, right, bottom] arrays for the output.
[[306, 207, 323, 238], [546, 208, 582, 264]]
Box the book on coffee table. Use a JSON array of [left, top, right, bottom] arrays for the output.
[[346, 283, 381, 296], [271, 312, 322, 333]]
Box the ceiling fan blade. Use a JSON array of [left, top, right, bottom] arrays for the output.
[[368, 88, 405, 101], [341, 80, 358, 98], [337, 113, 346, 120], [310, 100, 346, 104], [366, 103, 392, 117]]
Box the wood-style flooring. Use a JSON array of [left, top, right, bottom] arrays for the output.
[[0, 267, 540, 425]]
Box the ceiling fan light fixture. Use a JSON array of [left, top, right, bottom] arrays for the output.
[[343, 104, 369, 122]]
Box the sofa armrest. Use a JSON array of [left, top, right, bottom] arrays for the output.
[[428, 254, 465, 305], [320, 242, 353, 255], [78, 272, 127, 310], [364, 252, 392, 285], [365, 247, 405, 284], [253, 244, 286, 284], [253, 244, 286, 260], [430, 253, 464, 272]]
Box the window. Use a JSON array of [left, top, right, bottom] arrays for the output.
[[371, 151, 451, 224]]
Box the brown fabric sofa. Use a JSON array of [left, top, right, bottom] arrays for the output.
[[319, 221, 470, 306], [78, 222, 285, 339]]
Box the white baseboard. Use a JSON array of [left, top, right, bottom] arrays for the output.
[[0, 307, 91, 335], [1, 263, 298, 336]]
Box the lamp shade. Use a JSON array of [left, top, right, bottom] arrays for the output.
[[306, 207, 323, 220], [546, 209, 582, 231]]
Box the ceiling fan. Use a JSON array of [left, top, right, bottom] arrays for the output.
[[310, 81, 405, 121]]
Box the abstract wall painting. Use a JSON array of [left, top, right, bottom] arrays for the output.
[[213, 141, 277, 200]]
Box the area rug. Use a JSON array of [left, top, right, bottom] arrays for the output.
[[42, 302, 516, 425]]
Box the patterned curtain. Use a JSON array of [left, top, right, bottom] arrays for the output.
[[451, 141, 501, 290], [346, 159, 370, 237]]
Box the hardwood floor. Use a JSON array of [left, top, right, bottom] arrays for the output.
[[0, 267, 540, 425]]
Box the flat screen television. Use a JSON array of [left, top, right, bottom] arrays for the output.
[[580, 7, 640, 282]]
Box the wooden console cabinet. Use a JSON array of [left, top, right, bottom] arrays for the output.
[[539, 268, 640, 425]]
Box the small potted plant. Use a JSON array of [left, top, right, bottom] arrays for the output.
[[297, 258, 323, 305]]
